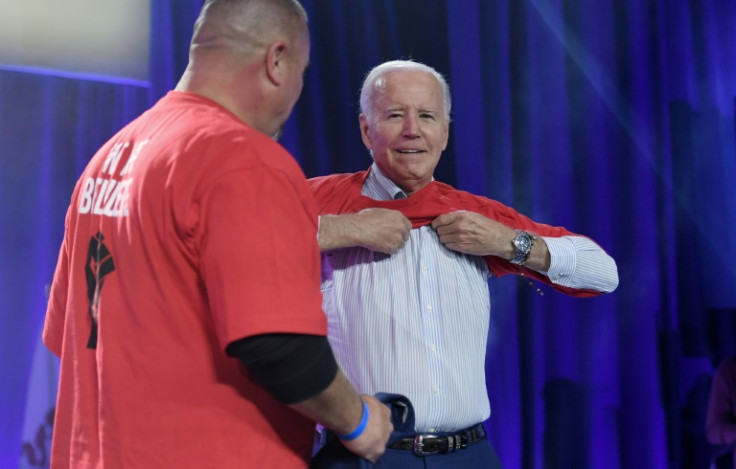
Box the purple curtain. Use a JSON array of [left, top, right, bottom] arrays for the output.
[[2, 1, 734, 467]]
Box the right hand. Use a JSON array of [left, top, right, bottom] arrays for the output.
[[351, 208, 412, 254], [340, 395, 393, 463]]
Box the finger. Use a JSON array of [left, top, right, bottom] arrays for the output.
[[387, 238, 405, 254], [435, 222, 461, 237], [432, 211, 466, 229], [443, 243, 465, 253], [432, 213, 452, 230], [438, 232, 462, 245]]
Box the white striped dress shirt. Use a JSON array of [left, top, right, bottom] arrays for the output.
[[320, 164, 618, 432]]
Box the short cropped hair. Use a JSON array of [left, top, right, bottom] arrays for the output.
[[193, 0, 307, 52]]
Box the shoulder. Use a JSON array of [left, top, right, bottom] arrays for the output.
[[159, 91, 293, 163], [432, 181, 550, 231], [172, 99, 301, 181], [308, 171, 366, 193], [433, 181, 508, 213], [150, 107, 307, 202]]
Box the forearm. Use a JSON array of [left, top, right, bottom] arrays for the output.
[[228, 333, 392, 461], [228, 334, 365, 433], [293, 377, 393, 462], [489, 225, 551, 271], [524, 236, 551, 271], [317, 214, 361, 251], [289, 370, 363, 435], [318, 210, 412, 254]]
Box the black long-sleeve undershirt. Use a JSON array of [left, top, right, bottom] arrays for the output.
[[226, 333, 338, 405]]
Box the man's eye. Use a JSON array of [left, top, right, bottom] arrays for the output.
[[420, 113, 435, 120]]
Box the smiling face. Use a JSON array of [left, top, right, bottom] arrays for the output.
[[360, 69, 449, 195]]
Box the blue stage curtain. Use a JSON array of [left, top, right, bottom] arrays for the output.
[[0, 72, 149, 468], [2, 1, 734, 467]]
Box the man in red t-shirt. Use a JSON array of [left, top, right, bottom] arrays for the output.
[[43, 1, 392, 467]]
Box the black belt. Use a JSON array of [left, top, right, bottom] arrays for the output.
[[388, 423, 487, 456]]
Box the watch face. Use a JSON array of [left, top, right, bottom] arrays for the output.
[[511, 231, 533, 265], [515, 233, 531, 250]]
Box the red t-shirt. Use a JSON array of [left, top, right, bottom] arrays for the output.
[[44, 91, 327, 468]]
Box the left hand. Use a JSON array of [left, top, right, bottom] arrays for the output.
[[431, 211, 516, 257]]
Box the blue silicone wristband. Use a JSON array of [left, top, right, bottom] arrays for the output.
[[339, 399, 369, 441]]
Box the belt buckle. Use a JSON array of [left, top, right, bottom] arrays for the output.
[[413, 434, 439, 456]]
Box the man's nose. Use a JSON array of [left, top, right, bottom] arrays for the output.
[[402, 115, 420, 137]]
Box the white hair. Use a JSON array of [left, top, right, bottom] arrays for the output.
[[359, 60, 451, 121]]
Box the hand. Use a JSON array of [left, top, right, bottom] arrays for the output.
[[431, 210, 516, 257], [340, 395, 393, 463], [350, 208, 412, 254]]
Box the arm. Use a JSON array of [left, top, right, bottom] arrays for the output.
[[430, 210, 545, 266], [318, 208, 412, 254], [431, 211, 618, 293], [44, 229, 71, 357], [291, 374, 394, 459], [541, 236, 618, 292], [227, 334, 392, 462]]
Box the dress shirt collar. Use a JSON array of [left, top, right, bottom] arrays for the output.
[[365, 163, 434, 201], [363, 163, 405, 200]]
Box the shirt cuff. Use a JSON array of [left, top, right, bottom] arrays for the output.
[[541, 236, 576, 285]]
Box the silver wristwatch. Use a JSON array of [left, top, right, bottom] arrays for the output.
[[510, 230, 536, 266]]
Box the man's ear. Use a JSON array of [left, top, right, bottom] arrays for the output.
[[441, 122, 449, 151], [265, 41, 288, 86], [359, 114, 373, 150]]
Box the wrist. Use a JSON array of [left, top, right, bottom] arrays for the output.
[[510, 230, 536, 266], [345, 212, 365, 246], [339, 399, 369, 441]]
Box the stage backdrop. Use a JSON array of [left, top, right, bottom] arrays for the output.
[[2, 1, 735, 468]]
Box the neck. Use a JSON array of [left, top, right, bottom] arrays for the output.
[[399, 179, 432, 197], [175, 69, 270, 134]]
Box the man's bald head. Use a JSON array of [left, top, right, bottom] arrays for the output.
[[191, 0, 307, 58], [176, 0, 310, 136]]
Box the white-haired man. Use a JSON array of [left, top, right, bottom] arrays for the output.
[[309, 60, 619, 468]]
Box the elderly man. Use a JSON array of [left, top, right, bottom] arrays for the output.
[[309, 60, 618, 468], [43, 1, 393, 467]]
